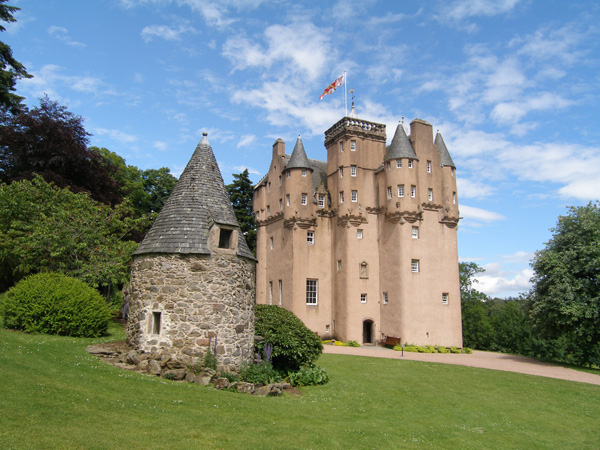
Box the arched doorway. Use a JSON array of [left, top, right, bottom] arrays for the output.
[[363, 319, 374, 344]]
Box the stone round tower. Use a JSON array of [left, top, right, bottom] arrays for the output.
[[127, 133, 256, 372]]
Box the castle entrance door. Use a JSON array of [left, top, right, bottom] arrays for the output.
[[363, 319, 373, 344]]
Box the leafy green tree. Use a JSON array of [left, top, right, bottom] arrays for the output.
[[459, 262, 493, 349], [530, 202, 600, 367], [0, 176, 141, 296], [226, 169, 256, 255], [141, 167, 178, 215], [0, 97, 122, 205], [488, 297, 532, 354], [0, 0, 32, 114]]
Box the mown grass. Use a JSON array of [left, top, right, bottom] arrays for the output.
[[1, 321, 599, 450]]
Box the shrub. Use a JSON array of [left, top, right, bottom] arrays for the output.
[[437, 346, 450, 354], [346, 340, 361, 347], [288, 365, 329, 387], [450, 346, 461, 354], [1, 272, 111, 337], [462, 347, 473, 354], [219, 371, 240, 383], [240, 362, 282, 385], [254, 305, 323, 372]]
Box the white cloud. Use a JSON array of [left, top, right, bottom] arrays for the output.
[[48, 25, 86, 48], [237, 135, 256, 148], [232, 165, 260, 175], [141, 23, 197, 42], [439, 0, 521, 22], [476, 266, 533, 297], [94, 127, 139, 144], [153, 141, 169, 151], [459, 205, 505, 223], [502, 251, 534, 263], [457, 178, 495, 199], [491, 92, 573, 124]]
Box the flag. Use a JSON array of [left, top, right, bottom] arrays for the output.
[[319, 74, 344, 100]]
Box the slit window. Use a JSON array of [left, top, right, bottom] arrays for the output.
[[152, 311, 161, 335]]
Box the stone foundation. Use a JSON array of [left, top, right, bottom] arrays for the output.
[[127, 253, 255, 372]]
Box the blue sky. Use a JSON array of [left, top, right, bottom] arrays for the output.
[[5, 0, 600, 298]]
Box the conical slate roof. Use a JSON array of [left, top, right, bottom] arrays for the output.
[[134, 133, 254, 259], [434, 131, 455, 168], [285, 135, 311, 171], [385, 122, 417, 162]]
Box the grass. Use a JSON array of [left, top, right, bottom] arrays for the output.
[[1, 322, 599, 449]]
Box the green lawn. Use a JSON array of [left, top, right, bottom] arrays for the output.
[[1, 322, 599, 450]]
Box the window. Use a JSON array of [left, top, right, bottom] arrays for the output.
[[255, 211, 260, 220], [286, 194, 290, 206], [411, 185, 416, 198], [451, 167, 455, 177], [357, 229, 363, 239], [396, 159, 402, 168], [269, 237, 274, 250], [411, 259, 420, 273], [386, 162, 391, 171], [383, 292, 389, 304], [453, 192, 456, 204], [350, 140, 356, 151], [340, 141, 344, 152], [279, 280, 283, 305], [339, 166, 344, 178], [428, 189, 433, 202], [307, 230, 314, 245], [279, 175, 282, 185], [218, 228, 232, 248], [267, 205, 270, 216], [337, 260, 342, 271], [318, 194, 325, 209], [351, 165, 357, 177], [287, 171, 291, 178], [408, 160, 413, 169], [361, 293, 367, 303], [152, 311, 161, 335], [269, 281, 273, 305], [398, 184, 405, 197], [387, 186, 392, 199], [302, 168, 307, 177], [279, 198, 283, 210], [326, 324, 330, 334], [339, 191, 344, 203], [442, 293, 449, 305], [412, 226, 419, 239], [268, 182, 271, 192], [306, 279, 318, 305], [351, 190, 358, 202], [301, 193, 307, 205], [427, 160, 431, 173]]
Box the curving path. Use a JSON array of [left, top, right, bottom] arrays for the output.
[[322, 344, 600, 386]]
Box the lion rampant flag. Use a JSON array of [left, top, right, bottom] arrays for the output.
[[319, 74, 344, 100]]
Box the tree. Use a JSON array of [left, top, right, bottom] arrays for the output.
[[141, 167, 178, 215], [0, 176, 142, 300], [459, 262, 493, 349], [488, 297, 532, 354], [0, 97, 122, 205], [226, 169, 256, 255], [0, 0, 32, 114], [529, 202, 600, 367]]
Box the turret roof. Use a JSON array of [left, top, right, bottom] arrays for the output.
[[385, 122, 417, 162], [134, 133, 254, 259], [284, 135, 312, 171], [434, 131, 456, 168]]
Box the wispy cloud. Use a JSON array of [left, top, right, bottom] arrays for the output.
[[93, 127, 139, 144], [476, 264, 533, 297], [237, 134, 256, 148], [460, 205, 506, 223], [141, 22, 197, 42], [48, 26, 86, 48]]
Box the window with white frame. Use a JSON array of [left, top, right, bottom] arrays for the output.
[[269, 237, 274, 250], [307, 230, 314, 245], [301, 193, 307, 205], [427, 160, 431, 173], [339, 166, 344, 178], [269, 281, 273, 305], [286, 194, 290, 206], [387, 186, 392, 199], [411, 259, 419, 273], [412, 226, 419, 239], [351, 165, 357, 177], [339, 191, 344, 203], [428, 189, 433, 202], [278, 280, 282, 305], [408, 160, 413, 168], [397, 159, 402, 168], [318, 194, 325, 209], [442, 293, 449, 305], [411, 185, 416, 198], [350, 140, 356, 151], [357, 229, 363, 239], [351, 190, 358, 202], [383, 292, 389, 304], [302, 168, 307, 177], [340, 142, 344, 152], [398, 184, 405, 197], [306, 279, 318, 305], [360, 293, 367, 303], [451, 167, 455, 177]]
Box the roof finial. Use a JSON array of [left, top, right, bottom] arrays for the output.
[[349, 88, 357, 118], [401, 116, 405, 124]]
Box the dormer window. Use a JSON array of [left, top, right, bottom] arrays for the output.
[[318, 194, 325, 209], [218, 228, 232, 249]]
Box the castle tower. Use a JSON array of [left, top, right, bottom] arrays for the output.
[[127, 133, 256, 372]]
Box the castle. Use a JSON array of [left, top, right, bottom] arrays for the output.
[[253, 112, 462, 347]]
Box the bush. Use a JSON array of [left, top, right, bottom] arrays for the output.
[[462, 347, 473, 354], [437, 346, 450, 354], [1, 272, 112, 337], [450, 346, 461, 354], [254, 305, 323, 372], [346, 340, 361, 347], [288, 365, 329, 387], [240, 362, 282, 385]]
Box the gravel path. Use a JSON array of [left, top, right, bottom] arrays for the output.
[[322, 345, 600, 386]]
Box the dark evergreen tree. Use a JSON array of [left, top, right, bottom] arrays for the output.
[[0, 0, 32, 114], [226, 169, 256, 255], [141, 167, 178, 215]]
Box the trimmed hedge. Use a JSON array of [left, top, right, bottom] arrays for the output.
[[254, 305, 323, 372], [1, 272, 112, 337]]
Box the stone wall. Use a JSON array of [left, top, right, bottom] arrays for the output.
[[127, 253, 255, 373]]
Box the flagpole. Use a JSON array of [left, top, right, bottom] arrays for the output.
[[344, 70, 348, 117]]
